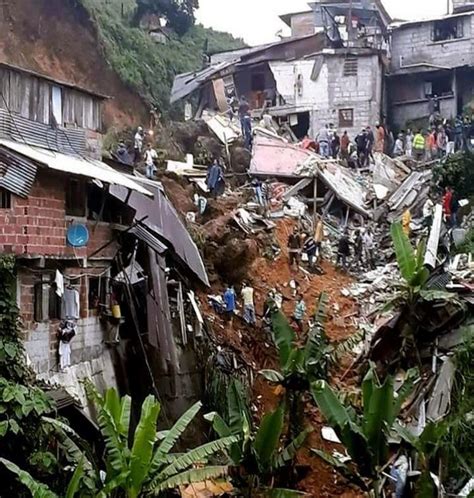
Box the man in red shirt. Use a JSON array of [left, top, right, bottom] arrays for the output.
[[443, 186, 453, 222]]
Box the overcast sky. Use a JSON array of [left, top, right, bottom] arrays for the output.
[[196, 0, 450, 45]]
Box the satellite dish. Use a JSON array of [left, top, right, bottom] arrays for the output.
[[67, 224, 89, 248]]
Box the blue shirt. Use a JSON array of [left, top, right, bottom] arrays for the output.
[[207, 164, 222, 190], [223, 289, 236, 312]]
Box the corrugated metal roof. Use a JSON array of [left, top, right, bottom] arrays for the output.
[[110, 183, 209, 287], [0, 139, 152, 196], [0, 147, 37, 197], [130, 224, 168, 255]]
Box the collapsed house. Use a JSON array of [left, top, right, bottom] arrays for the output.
[[171, 0, 391, 138], [0, 62, 209, 421]]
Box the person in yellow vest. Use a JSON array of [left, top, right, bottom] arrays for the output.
[[402, 209, 412, 236], [413, 130, 426, 161]]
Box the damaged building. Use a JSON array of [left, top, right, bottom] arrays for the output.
[[388, 0, 474, 129], [0, 62, 209, 421], [171, 0, 390, 138]]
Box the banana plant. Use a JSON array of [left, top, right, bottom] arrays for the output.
[[1, 387, 237, 498], [310, 366, 418, 494], [205, 380, 311, 495], [260, 293, 331, 437]]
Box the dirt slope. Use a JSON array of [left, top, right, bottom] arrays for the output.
[[0, 0, 148, 127]]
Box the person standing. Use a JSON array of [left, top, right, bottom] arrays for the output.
[[413, 130, 426, 161], [446, 124, 455, 155], [374, 123, 385, 153], [293, 294, 306, 332], [317, 124, 331, 158], [206, 159, 224, 198], [134, 126, 144, 163], [450, 189, 459, 228], [393, 133, 405, 157], [423, 198, 434, 229], [337, 230, 351, 270], [443, 186, 453, 225], [353, 229, 363, 268], [287, 227, 302, 269], [242, 113, 253, 151], [427, 128, 438, 160], [454, 116, 463, 151], [241, 282, 256, 326], [303, 232, 318, 268], [362, 228, 375, 269], [331, 131, 341, 160], [223, 285, 236, 326], [437, 126, 447, 158], [340, 131, 350, 162], [405, 129, 414, 158], [365, 126, 375, 165], [238, 96, 250, 132], [355, 129, 368, 168], [144, 143, 158, 179]]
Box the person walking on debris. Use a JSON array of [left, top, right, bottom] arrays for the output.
[[288, 227, 302, 269], [317, 124, 331, 158], [144, 143, 158, 179], [413, 130, 425, 161], [206, 159, 224, 198], [353, 229, 363, 268], [423, 198, 434, 229], [241, 282, 256, 326], [134, 126, 144, 163], [293, 293, 306, 332], [337, 230, 351, 270], [362, 227, 375, 270], [393, 133, 405, 157], [402, 208, 412, 236], [223, 285, 236, 326]]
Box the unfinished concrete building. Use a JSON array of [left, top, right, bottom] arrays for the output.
[[388, 2, 474, 129]]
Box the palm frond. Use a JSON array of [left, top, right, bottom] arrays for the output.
[[254, 406, 284, 471], [275, 428, 312, 468], [390, 222, 416, 283], [65, 458, 85, 498], [271, 311, 296, 369]]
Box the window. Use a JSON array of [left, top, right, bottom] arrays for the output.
[[424, 75, 453, 97], [343, 57, 358, 77], [65, 178, 87, 217], [0, 188, 11, 209], [431, 18, 464, 42], [339, 108, 354, 128], [34, 276, 62, 322], [88, 276, 107, 311], [51, 86, 63, 126]]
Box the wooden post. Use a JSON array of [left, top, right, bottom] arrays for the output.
[[312, 175, 318, 230], [344, 206, 350, 228]]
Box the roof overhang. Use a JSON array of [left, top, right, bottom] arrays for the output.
[[0, 139, 152, 196]]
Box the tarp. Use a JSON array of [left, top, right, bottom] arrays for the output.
[[0, 139, 151, 196], [110, 183, 209, 287]]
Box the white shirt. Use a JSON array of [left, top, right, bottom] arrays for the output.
[[241, 287, 254, 307], [423, 199, 434, 218], [362, 232, 374, 249], [134, 132, 143, 151], [144, 149, 157, 166]]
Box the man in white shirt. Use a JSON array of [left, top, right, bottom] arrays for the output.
[[134, 126, 144, 163], [241, 282, 256, 326], [362, 228, 375, 269], [144, 143, 158, 179]]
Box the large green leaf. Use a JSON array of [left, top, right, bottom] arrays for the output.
[[311, 380, 352, 428], [204, 412, 232, 438], [254, 406, 284, 471], [260, 369, 285, 383], [0, 458, 58, 498], [154, 436, 238, 482], [104, 388, 122, 429], [415, 470, 437, 498], [392, 368, 418, 420], [227, 379, 250, 436], [275, 428, 312, 468], [271, 311, 296, 369], [391, 222, 416, 283], [150, 401, 202, 474], [119, 394, 132, 438], [65, 458, 85, 498], [129, 395, 161, 495], [146, 466, 229, 494], [97, 405, 127, 474]]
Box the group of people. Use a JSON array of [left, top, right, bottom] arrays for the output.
[[287, 218, 325, 270], [222, 282, 256, 327]]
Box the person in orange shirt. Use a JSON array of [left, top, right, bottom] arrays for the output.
[[427, 128, 438, 160], [374, 123, 385, 153]]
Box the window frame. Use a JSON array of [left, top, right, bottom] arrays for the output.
[[0, 188, 11, 209], [65, 177, 87, 218], [431, 18, 464, 42]]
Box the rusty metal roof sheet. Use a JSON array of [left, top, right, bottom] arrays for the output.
[[110, 183, 209, 287], [0, 139, 152, 196]]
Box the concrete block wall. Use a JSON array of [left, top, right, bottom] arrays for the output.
[[20, 267, 110, 376], [391, 15, 474, 73], [0, 169, 118, 259]]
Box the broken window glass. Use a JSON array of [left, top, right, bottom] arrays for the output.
[[431, 18, 464, 42]]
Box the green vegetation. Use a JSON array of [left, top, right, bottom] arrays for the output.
[[433, 151, 474, 200], [79, 0, 245, 114]]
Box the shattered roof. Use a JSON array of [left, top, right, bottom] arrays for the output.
[[110, 183, 209, 287]]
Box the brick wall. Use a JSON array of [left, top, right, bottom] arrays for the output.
[[0, 168, 118, 259]]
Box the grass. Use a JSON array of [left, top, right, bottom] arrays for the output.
[[78, 0, 245, 114]]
